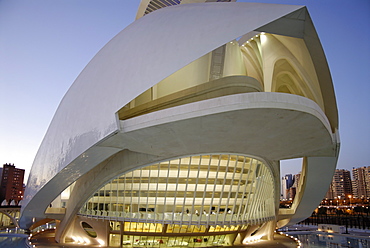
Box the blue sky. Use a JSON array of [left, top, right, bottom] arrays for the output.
[[1, 0, 369, 182]]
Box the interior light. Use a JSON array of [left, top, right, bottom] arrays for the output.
[[260, 33, 267, 44]]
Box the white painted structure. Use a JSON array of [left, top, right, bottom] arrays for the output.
[[20, 1, 339, 246]]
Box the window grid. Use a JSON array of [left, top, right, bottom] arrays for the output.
[[79, 154, 275, 228]]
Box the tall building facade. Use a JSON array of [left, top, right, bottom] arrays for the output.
[[292, 173, 301, 189], [0, 163, 25, 205], [352, 166, 370, 199], [20, 1, 340, 247], [330, 169, 352, 198], [281, 174, 294, 200], [289, 173, 301, 201], [281, 173, 300, 201], [325, 183, 334, 199]]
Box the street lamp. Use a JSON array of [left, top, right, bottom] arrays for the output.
[[348, 195, 352, 207]]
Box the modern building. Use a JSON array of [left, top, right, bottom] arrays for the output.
[[287, 173, 301, 201], [0, 163, 25, 206], [281, 174, 294, 200], [352, 166, 370, 199], [325, 182, 335, 200], [286, 187, 297, 202], [20, 0, 340, 247], [326, 169, 352, 199], [292, 173, 301, 189], [281, 173, 300, 201]]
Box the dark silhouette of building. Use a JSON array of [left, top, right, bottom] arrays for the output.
[[0, 163, 25, 205]]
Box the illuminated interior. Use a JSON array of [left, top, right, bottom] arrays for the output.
[[78, 154, 275, 246]]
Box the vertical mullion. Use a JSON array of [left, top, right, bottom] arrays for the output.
[[181, 156, 192, 225], [259, 166, 268, 222], [124, 176, 127, 217], [269, 172, 275, 217], [109, 180, 113, 220], [116, 178, 119, 217], [102, 185, 105, 215], [154, 163, 160, 223], [96, 186, 99, 216], [216, 154, 230, 225], [247, 164, 263, 223], [232, 156, 246, 224], [258, 170, 266, 222], [171, 158, 182, 223], [238, 158, 253, 223], [129, 173, 133, 222], [163, 161, 171, 223], [261, 169, 269, 221], [201, 155, 212, 227], [146, 166, 151, 223], [256, 166, 266, 223], [243, 161, 255, 222], [263, 167, 272, 220], [254, 167, 264, 222], [104, 183, 107, 214], [208, 154, 222, 227], [195, 156, 203, 227], [242, 159, 255, 223], [137, 168, 143, 219], [223, 157, 239, 226]]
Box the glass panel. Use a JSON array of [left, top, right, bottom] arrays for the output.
[[109, 233, 120, 247], [110, 221, 121, 231]]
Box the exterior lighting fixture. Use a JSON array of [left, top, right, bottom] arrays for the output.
[[97, 239, 105, 245]]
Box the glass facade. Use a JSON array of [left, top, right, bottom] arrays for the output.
[[79, 154, 275, 246], [119, 234, 235, 247]]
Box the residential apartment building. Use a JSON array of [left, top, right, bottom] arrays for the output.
[[327, 169, 352, 199], [281, 174, 294, 200], [352, 166, 370, 199], [0, 163, 25, 205]]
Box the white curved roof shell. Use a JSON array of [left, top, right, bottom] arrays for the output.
[[20, 2, 338, 229]]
